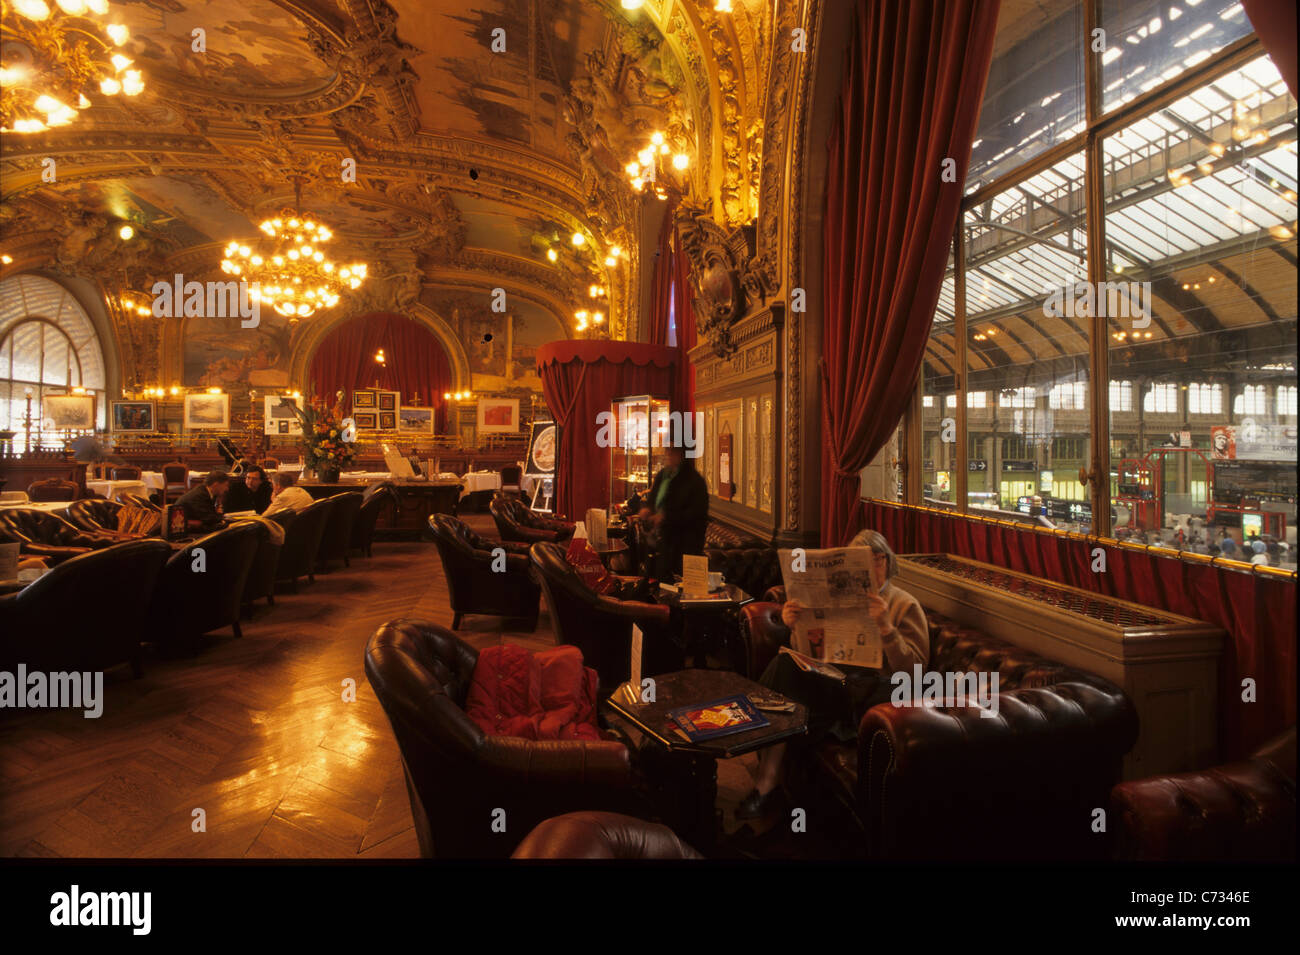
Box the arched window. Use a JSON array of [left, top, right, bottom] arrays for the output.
[[0, 274, 107, 448]]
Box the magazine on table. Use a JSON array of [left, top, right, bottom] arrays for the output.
[[776, 546, 883, 669], [669, 694, 770, 742]]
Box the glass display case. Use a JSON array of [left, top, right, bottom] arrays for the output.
[[609, 394, 670, 507]]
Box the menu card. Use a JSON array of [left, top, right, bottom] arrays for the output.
[[681, 554, 711, 598], [585, 508, 608, 550], [0, 542, 18, 583]]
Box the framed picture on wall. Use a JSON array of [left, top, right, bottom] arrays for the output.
[[353, 390, 376, 409], [377, 391, 399, 411], [477, 397, 519, 433], [353, 412, 377, 430], [398, 406, 434, 434], [110, 400, 155, 432], [379, 411, 397, 430], [263, 395, 302, 436], [183, 393, 230, 430], [43, 394, 96, 431]]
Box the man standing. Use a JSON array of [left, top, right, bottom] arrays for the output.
[[638, 445, 708, 582], [175, 470, 230, 532], [263, 471, 315, 518]]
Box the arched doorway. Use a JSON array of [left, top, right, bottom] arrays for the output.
[[307, 312, 453, 432]]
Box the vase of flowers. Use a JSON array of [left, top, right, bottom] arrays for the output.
[[293, 394, 355, 484]]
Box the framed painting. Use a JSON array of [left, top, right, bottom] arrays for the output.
[[43, 394, 95, 431], [398, 406, 434, 434], [353, 412, 377, 430], [379, 411, 397, 431], [377, 390, 399, 412], [110, 400, 155, 432], [352, 390, 376, 409], [477, 397, 519, 433], [263, 395, 302, 436], [183, 393, 230, 430]]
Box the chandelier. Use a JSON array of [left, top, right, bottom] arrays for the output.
[[0, 0, 143, 133], [625, 130, 690, 200], [220, 180, 368, 322]]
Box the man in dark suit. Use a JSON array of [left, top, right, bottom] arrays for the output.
[[638, 446, 709, 582], [224, 465, 272, 514], [175, 470, 230, 532]]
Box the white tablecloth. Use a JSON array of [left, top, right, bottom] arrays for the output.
[[0, 501, 71, 514], [141, 470, 204, 491], [461, 472, 501, 496], [87, 479, 148, 502]]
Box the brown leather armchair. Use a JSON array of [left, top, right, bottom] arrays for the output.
[[234, 518, 280, 613], [270, 497, 331, 590], [316, 491, 362, 571], [429, 514, 539, 630], [27, 478, 79, 502], [1110, 726, 1296, 862], [491, 495, 575, 544], [0, 539, 171, 676], [364, 619, 641, 858], [66, 498, 124, 534], [512, 811, 701, 860], [351, 482, 397, 557], [530, 541, 678, 692], [0, 508, 114, 563], [147, 522, 262, 648], [740, 603, 1139, 861]]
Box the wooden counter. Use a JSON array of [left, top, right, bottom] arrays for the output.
[[298, 478, 463, 539]]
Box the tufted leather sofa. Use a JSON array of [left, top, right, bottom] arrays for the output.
[[66, 498, 122, 532], [364, 619, 642, 858], [740, 601, 1138, 860], [147, 522, 262, 648], [0, 508, 116, 563], [512, 811, 701, 860], [698, 521, 782, 603], [0, 539, 171, 676], [429, 514, 539, 630], [491, 495, 575, 544], [1110, 726, 1295, 862], [529, 540, 678, 692]]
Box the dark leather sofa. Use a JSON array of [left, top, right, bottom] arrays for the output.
[[0, 539, 171, 676], [491, 495, 575, 544], [66, 498, 123, 533], [364, 619, 640, 858], [740, 602, 1139, 860], [1110, 726, 1296, 862], [147, 522, 262, 648], [0, 508, 115, 563], [529, 540, 677, 692], [428, 514, 539, 629], [512, 811, 701, 860]]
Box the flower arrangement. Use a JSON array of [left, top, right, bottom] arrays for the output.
[[293, 394, 356, 476]]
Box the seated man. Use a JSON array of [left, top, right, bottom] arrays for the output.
[[175, 470, 230, 532], [263, 470, 314, 518], [225, 465, 272, 514]]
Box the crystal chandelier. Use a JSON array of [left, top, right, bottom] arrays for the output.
[[625, 130, 690, 200], [0, 0, 143, 133], [220, 180, 368, 322]]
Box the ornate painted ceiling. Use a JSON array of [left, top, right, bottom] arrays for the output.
[[0, 0, 792, 392]]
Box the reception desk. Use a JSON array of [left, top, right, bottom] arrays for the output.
[[299, 478, 463, 539]]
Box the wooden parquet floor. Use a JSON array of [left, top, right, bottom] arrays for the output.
[[0, 515, 558, 860]]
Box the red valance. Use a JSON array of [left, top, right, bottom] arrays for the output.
[[855, 498, 1296, 761], [536, 340, 681, 520]]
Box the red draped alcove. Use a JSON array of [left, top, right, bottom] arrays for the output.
[[308, 312, 452, 432]]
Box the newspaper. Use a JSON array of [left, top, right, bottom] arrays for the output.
[[776, 547, 882, 668]]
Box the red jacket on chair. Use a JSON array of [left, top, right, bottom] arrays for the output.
[[465, 644, 602, 741]]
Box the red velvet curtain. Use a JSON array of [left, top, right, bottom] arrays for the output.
[[672, 230, 697, 415], [647, 202, 676, 347], [1244, 0, 1297, 96], [856, 499, 1296, 761], [536, 341, 679, 520], [308, 312, 451, 432], [821, 0, 1000, 546]]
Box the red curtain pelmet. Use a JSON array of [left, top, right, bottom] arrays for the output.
[[856, 499, 1296, 761], [821, 0, 1000, 545], [308, 312, 451, 432]]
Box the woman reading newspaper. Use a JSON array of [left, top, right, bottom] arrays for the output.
[[737, 529, 929, 819]]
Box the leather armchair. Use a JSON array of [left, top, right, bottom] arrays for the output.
[[147, 522, 261, 648], [0, 539, 170, 676], [27, 478, 79, 502], [66, 498, 124, 533], [0, 508, 114, 563], [316, 491, 362, 571], [270, 497, 331, 590], [740, 603, 1138, 861], [429, 514, 538, 630], [529, 541, 677, 692], [351, 483, 396, 557], [364, 619, 639, 858], [234, 518, 280, 612], [1110, 726, 1296, 862], [512, 811, 701, 860], [491, 495, 575, 544]]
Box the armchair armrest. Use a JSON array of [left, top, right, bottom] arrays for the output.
[[479, 736, 633, 788], [738, 601, 790, 679], [594, 596, 671, 625]]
